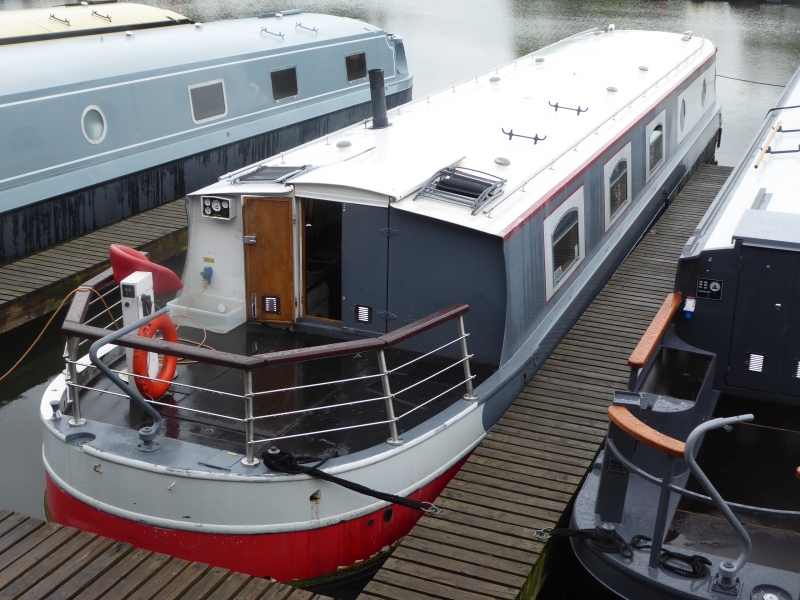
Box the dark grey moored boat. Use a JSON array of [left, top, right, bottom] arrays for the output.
[[571, 64, 800, 600]]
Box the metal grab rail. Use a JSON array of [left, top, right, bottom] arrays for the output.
[[63, 267, 478, 467], [606, 407, 755, 587]]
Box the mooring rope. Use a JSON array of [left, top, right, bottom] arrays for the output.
[[261, 448, 441, 515]]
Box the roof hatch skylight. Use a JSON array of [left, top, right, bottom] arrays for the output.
[[234, 165, 310, 184], [415, 167, 506, 215]]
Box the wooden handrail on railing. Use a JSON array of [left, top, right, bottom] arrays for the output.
[[607, 405, 685, 458], [61, 267, 470, 371], [627, 292, 683, 370], [753, 121, 781, 169]]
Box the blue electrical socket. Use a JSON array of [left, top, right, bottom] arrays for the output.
[[201, 266, 213, 286]]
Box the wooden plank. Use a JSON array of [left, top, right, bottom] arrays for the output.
[[411, 522, 538, 565], [415, 516, 543, 555], [72, 547, 151, 600], [380, 559, 517, 600], [0, 522, 56, 571], [399, 537, 530, 579], [150, 562, 209, 600], [0, 527, 79, 590], [178, 567, 231, 600], [0, 515, 31, 542], [96, 551, 171, 600], [125, 558, 190, 600], [0, 531, 96, 599], [205, 572, 251, 600], [15, 536, 115, 600], [259, 582, 295, 600], [230, 578, 271, 600]]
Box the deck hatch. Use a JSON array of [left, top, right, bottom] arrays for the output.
[[415, 167, 506, 215], [748, 353, 764, 373], [236, 165, 310, 184]]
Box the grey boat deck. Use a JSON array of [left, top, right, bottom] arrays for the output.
[[359, 164, 734, 600], [0, 200, 187, 334], [0, 509, 333, 600]]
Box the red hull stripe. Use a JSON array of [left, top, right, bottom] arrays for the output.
[[46, 457, 467, 583]]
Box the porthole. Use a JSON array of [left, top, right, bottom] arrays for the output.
[[81, 106, 106, 144], [680, 98, 686, 131], [701, 79, 707, 107]]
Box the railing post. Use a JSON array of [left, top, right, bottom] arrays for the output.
[[64, 337, 85, 427], [457, 316, 478, 401], [628, 367, 639, 391], [377, 350, 402, 446], [649, 454, 674, 569], [242, 370, 259, 466]]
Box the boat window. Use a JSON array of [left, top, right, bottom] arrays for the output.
[[608, 159, 628, 219], [701, 79, 707, 107], [649, 125, 664, 174], [345, 52, 367, 82], [81, 105, 106, 144], [188, 80, 227, 124], [552, 209, 580, 285], [271, 67, 299, 102], [680, 98, 686, 131]]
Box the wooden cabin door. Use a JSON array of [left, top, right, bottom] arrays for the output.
[[243, 197, 295, 324]]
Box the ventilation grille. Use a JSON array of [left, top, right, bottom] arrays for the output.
[[747, 353, 764, 373], [262, 295, 281, 315], [796, 360, 800, 379], [415, 166, 506, 215], [355, 304, 372, 324]]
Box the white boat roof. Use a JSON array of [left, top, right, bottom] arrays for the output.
[[212, 29, 715, 239], [0, 3, 188, 42], [704, 67, 800, 251], [0, 11, 386, 100]]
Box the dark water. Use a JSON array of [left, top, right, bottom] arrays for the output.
[[1, 0, 800, 596]]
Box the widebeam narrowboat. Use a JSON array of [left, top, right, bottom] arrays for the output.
[[0, 5, 412, 263], [41, 27, 721, 585], [570, 65, 800, 599]]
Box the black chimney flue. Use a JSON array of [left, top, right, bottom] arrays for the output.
[[368, 69, 390, 129]]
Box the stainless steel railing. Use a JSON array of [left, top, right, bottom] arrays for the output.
[[60, 269, 478, 467]]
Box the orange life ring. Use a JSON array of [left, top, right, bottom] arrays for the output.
[[133, 314, 178, 400]]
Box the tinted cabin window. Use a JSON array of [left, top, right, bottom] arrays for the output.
[[649, 125, 664, 174], [189, 81, 226, 123], [552, 209, 580, 285], [271, 67, 298, 101], [609, 159, 628, 219], [346, 52, 367, 82]]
